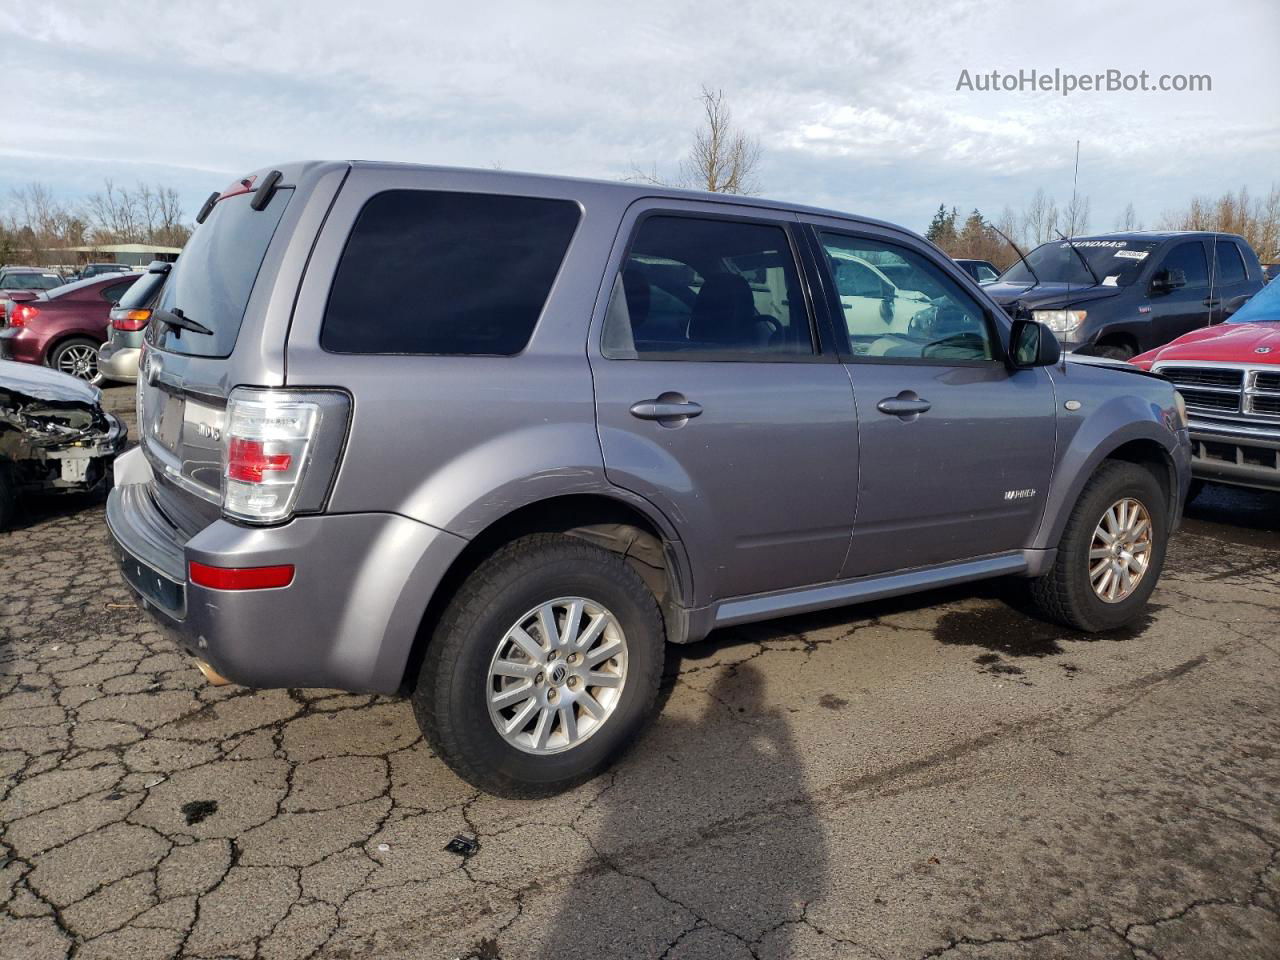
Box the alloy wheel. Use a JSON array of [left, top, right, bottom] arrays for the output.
[[56, 344, 100, 383], [486, 597, 628, 755], [1089, 497, 1153, 603]]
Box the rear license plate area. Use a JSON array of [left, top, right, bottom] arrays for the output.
[[117, 550, 185, 617]]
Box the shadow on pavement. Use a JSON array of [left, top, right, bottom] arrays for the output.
[[542, 662, 827, 958]]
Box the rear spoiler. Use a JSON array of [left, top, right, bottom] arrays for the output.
[[195, 169, 285, 223]]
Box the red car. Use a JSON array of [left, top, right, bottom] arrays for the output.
[[1133, 279, 1280, 495], [0, 273, 141, 384]]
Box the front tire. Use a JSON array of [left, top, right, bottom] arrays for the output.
[[1094, 342, 1136, 362], [413, 534, 665, 797], [0, 463, 16, 532], [1029, 461, 1168, 632]]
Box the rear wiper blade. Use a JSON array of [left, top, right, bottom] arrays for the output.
[[155, 307, 213, 336]]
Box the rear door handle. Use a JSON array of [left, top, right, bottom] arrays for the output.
[[1202, 297, 1220, 307], [876, 391, 932, 419], [629, 398, 703, 422]]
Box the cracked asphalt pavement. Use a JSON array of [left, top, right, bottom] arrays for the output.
[[2, 386, 1278, 960]]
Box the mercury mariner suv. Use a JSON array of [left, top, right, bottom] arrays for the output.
[[107, 162, 1191, 797]]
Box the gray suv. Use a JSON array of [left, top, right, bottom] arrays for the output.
[[107, 162, 1191, 796]]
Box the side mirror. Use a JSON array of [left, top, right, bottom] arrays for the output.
[[879, 279, 894, 300], [1223, 294, 1253, 319], [1150, 267, 1187, 296], [1009, 319, 1062, 369], [6, 290, 39, 304]]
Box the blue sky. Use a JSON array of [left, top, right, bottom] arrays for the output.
[[1, 0, 1277, 236]]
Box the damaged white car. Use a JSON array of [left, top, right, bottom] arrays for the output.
[[0, 359, 126, 529]]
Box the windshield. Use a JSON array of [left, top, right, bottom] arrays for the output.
[[3, 272, 62, 291], [151, 187, 292, 358], [1001, 238, 1160, 287]]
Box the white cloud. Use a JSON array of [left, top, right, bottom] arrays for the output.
[[0, 0, 1276, 232]]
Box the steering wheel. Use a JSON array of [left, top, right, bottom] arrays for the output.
[[755, 314, 782, 335]]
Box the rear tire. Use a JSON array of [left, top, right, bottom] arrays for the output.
[[1029, 461, 1167, 632], [47, 338, 104, 386], [412, 533, 665, 798]]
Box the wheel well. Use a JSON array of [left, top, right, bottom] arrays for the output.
[[43, 333, 101, 364], [1104, 439, 1175, 516], [399, 495, 685, 694], [1095, 332, 1138, 354]]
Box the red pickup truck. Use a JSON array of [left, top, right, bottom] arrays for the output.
[[1133, 280, 1280, 494]]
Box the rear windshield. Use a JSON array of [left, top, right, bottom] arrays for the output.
[[3, 272, 62, 290], [151, 188, 292, 357], [320, 190, 581, 355], [117, 271, 167, 309]]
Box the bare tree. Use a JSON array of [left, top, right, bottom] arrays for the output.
[[1114, 202, 1139, 231], [1063, 192, 1090, 237], [628, 86, 761, 195], [679, 86, 760, 194], [1023, 188, 1060, 246], [1161, 184, 1280, 261]]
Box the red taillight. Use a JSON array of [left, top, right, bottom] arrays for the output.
[[226, 437, 293, 483], [11, 304, 38, 327], [189, 561, 295, 590], [111, 308, 151, 331]]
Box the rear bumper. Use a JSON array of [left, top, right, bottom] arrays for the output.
[[97, 342, 140, 382], [1187, 419, 1280, 491], [0, 326, 45, 364], [105, 453, 468, 693]]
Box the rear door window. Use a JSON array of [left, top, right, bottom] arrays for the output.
[[321, 190, 581, 355], [601, 215, 814, 359], [152, 188, 293, 357], [1213, 241, 1248, 285]]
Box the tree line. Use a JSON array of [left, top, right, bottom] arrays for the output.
[[0, 180, 192, 267], [926, 185, 1280, 270]]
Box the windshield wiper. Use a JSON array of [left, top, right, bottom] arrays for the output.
[[989, 222, 1040, 289], [155, 307, 213, 337], [1055, 230, 1101, 287]]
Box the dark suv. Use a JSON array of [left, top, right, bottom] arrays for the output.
[[107, 163, 1190, 796], [985, 232, 1264, 359]]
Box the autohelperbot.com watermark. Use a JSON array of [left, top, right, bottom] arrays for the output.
[[955, 68, 1211, 96]]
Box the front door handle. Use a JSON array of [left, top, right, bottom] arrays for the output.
[[630, 397, 703, 423], [876, 391, 932, 419], [1202, 297, 1220, 307]]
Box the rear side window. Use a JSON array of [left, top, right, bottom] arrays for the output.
[[321, 190, 581, 355], [102, 279, 135, 304], [153, 188, 293, 358], [1213, 241, 1248, 285]]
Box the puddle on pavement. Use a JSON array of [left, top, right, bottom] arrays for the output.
[[934, 603, 1163, 682]]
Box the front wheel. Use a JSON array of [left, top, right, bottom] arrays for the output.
[[1029, 461, 1168, 632], [1094, 342, 1136, 362], [48, 338, 104, 386], [412, 534, 665, 797]]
